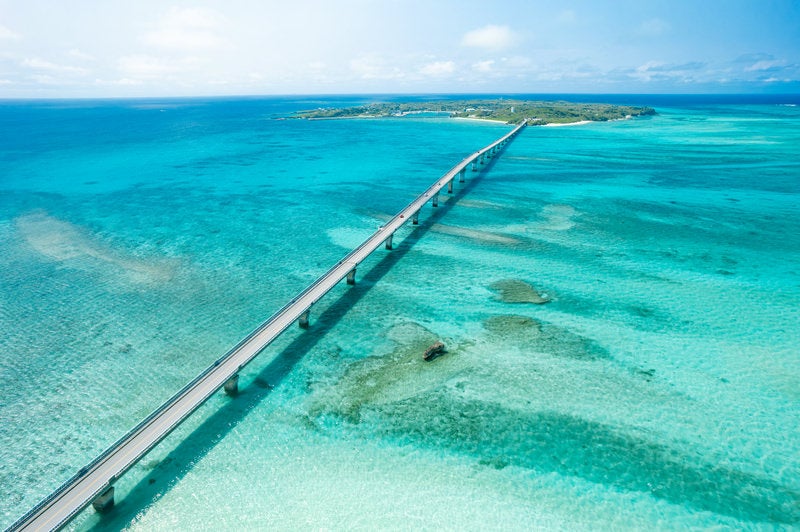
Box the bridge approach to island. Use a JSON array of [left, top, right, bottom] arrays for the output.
[[10, 119, 527, 532]]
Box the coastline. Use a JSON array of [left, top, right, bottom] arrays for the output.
[[452, 116, 511, 124], [304, 115, 380, 120], [542, 120, 594, 127], [306, 116, 601, 127], [294, 100, 656, 125], [300, 112, 638, 128], [305, 114, 511, 124], [307, 116, 621, 127]]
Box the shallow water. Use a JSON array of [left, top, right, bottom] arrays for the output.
[[1, 97, 798, 529]]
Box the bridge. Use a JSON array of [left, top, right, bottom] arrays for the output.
[[9, 119, 527, 531]]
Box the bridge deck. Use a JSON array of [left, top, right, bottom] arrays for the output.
[[10, 120, 526, 531]]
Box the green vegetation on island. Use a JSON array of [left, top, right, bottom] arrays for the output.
[[293, 99, 656, 125]]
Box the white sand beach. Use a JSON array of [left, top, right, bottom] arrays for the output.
[[543, 120, 594, 127], [452, 116, 510, 124]]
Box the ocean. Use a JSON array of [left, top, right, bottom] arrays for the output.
[[0, 95, 798, 530]]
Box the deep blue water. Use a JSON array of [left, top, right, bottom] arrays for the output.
[[0, 95, 798, 530]]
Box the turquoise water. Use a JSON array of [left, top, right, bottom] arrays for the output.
[[1, 97, 799, 530]]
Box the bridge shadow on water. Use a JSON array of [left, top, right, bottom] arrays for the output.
[[89, 154, 504, 529]]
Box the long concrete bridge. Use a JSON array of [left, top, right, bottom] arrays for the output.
[[9, 119, 527, 532]]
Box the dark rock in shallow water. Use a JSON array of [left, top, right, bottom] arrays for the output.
[[306, 322, 466, 423], [423, 341, 446, 361], [635, 368, 656, 381], [489, 279, 551, 304]]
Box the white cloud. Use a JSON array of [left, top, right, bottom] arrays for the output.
[[419, 60, 455, 77], [68, 49, 95, 61], [502, 56, 531, 68], [636, 18, 670, 37], [349, 55, 404, 80], [22, 58, 54, 69], [143, 7, 228, 51], [3, 3, 792, 96], [31, 74, 58, 85], [464, 56, 532, 79], [472, 60, 494, 73], [304, 61, 334, 83], [118, 55, 175, 79], [745, 59, 786, 72], [0, 24, 19, 39], [629, 60, 705, 83], [94, 77, 143, 86], [22, 58, 88, 75], [535, 70, 564, 82], [461, 25, 517, 51], [630, 61, 676, 82], [631, 61, 664, 81], [534, 63, 595, 82], [0, 79, 12, 85]]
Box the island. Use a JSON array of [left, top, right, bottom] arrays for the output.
[[293, 99, 656, 125]]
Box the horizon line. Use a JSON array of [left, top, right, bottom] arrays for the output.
[[1, 91, 799, 102]]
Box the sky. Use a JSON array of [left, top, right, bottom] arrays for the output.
[[0, 0, 798, 98]]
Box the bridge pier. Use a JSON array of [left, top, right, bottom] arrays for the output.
[[480, 153, 485, 165], [472, 159, 478, 172], [223, 374, 239, 396], [412, 211, 419, 225], [447, 179, 453, 193], [346, 268, 356, 285], [385, 234, 393, 250], [459, 168, 466, 182], [432, 192, 439, 207], [92, 486, 115, 513], [299, 310, 310, 329]]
